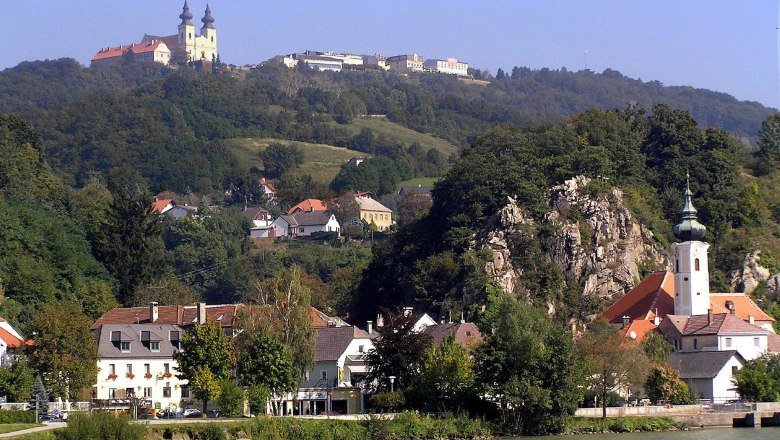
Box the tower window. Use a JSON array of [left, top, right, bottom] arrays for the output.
[[211, 36, 214, 42], [694, 258, 700, 271], [675, 259, 679, 273], [189, 33, 192, 39]]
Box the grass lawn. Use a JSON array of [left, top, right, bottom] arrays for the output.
[[225, 138, 367, 184], [348, 118, 458, 156], [0, 424, 42, 434]]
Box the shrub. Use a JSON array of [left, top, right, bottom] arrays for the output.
[[368, 391, 405, 412], [0, 410, 36, 424], [199, 424, 229, 440], [55, 412, 146, 440]]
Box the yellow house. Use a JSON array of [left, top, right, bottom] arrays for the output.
[[355, 193, 393, 231]]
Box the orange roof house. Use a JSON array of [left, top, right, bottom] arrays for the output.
[[152, 198, 175, 214], [287, 199, 327, 214], [91, 40, 171, 66]]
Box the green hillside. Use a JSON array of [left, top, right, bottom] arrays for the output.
[[225, 138, 368, 184], [347, 118, 458, 156]]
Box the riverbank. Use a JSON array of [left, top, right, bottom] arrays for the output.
[[567, 417, 687, 434]]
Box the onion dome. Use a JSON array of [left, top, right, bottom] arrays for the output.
[[201, 4, 215, 29], [179, 1, 193, 25], [672, 176, 707, 242]]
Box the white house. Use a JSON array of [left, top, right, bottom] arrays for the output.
[[386, 54, 424, 73], [93, 321, 186, 412], [271, 212, 340, 238], [669, 350, 746, 403], [0, 318, 26, 367], [293, 325, 374, 415]]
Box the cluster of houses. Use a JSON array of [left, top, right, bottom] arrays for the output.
[[604, 182, 780, 403], [280, 50, 470, 77]]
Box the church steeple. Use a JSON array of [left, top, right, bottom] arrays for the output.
[[672, 174, 707, 242], [179, 1, 194, 25], [201, 4, 215, 29]]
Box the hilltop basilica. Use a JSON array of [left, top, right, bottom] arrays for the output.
[[91, 1, 218, 66]]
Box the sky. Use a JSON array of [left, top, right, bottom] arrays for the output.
[[3, 1, 779, 109]]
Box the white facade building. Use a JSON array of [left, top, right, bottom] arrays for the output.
[[386, 54, 424, 73], [423, 58, 469, 76]]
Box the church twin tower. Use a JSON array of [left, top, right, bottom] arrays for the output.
[[671, 178, 711, 316], [176, 1, 218, 62]]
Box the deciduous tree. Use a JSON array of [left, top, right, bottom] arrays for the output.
[[364, 311, 432, 392], [236, 331, 298, 415]]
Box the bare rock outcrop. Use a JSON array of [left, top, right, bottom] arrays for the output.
[[730, 250, 775, 295], [474, 176, 666, 302]]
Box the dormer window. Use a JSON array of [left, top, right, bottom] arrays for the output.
[[120, 342, 131, 353], [150, 341, 160, 352]]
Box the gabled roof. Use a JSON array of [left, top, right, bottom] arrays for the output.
[[768, 332, 780, 353], [142, 34, 179, 50], [152, 198, 174, 213], [242, 207, 269, 221], [96, 324, 182, 359], [288, 199, 327, 214], [669, 350, 745, 379], [310, 307, 347, 328], [92, 41, 169, 61], [314, 326, 371, 362], [619, 319, 659, 342], [421, 322, 484, 348], [354, 196, 392, 213], [602, 271, 674, 324], [0, 327, 25, 349], [293, 211, 334, 227]]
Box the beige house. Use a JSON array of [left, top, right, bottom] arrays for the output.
[[354, 193, 393, 231]]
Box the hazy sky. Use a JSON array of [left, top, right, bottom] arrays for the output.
[[3, 1, 779, 109]]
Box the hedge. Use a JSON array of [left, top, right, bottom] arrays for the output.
[[0, 410, 36, 424]]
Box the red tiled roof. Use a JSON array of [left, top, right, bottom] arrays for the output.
[[681, 313, 767, 336], [619, 319, 659, 342], [710, 294, 774, 323], [142, 34, 179, 50], [152, 199, 174, 213], [0, 327, 24, 349], [92, 41, 168, 61], [310, 307, 342, 328], [768, 332, 780, 353], [602, 271, 674, 324], [259, 178, 276, 192], [314, 326, 372, 362], [287, 199, 327, 214]]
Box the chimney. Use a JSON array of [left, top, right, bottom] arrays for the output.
[[621, 315, 630, 329], [749, 315, 755, 325], [149, 302, 159, 323], [376, 313, 384, 328], [197, 302, 207, 325], [460, 312, 465, 324], [367, 321, 373, 335], [707, 308, 713, 325], [653, 315, 660, 326], [403, 307, 413, 317]]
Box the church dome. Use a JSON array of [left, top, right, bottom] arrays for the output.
[[672, 179, 706, 242], [179, 1, 194, 25], [201, 4, 215, 29]]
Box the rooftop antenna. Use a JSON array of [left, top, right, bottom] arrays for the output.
[[584, 49, 588, 70]]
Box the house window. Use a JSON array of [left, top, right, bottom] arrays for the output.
[[120, 342, 131, 353], [141, 331, 150, 341], [321, 371, 327, 380], [144, 364, 150, 375], [144, 387, 152, 398], [126, 364, 133, 374], [109, 364, 116, 375], [725, 338, 732, 348], [300, 227, 305, 233], [150, 342, 160, 352], [163, 387, 172, 398], [108, 388, 117, 399], [732, 366, 739, 375], [164, 363, 170, 374], [181, 386, 190, 398], [358, 345, 364, 353], [754, 337, 760, 347], [693, 338, 698, 349], [695, 259, 700, 271]]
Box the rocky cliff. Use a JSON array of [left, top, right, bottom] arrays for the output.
[[474, 176, 667, 307], [730, 250, 780, 296]]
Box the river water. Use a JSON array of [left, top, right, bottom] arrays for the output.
[[509, 428, 780, 439]]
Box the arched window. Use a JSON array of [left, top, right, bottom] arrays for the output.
[[694, 258, 700, 271]]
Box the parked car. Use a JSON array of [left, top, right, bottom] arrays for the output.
[[39, 415, 59, 423], [157, 409, 183, 419], [183, 409, 203, 418], [206, 410, 222, 418]]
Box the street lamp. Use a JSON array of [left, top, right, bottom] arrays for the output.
[[388, 376, 396, 393]]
